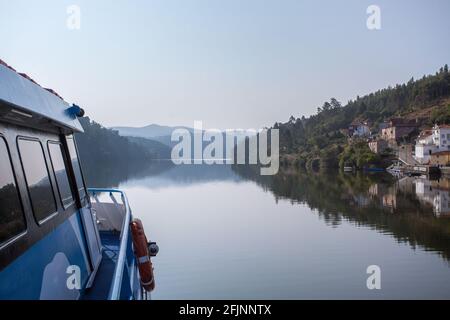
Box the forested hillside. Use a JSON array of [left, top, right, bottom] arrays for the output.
[[75, 117, 171, 168], [275, 65, 450, 168]]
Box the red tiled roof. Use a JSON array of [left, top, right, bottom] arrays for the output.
[[0, 58, 64, 101], [388, 118, 418, 127]]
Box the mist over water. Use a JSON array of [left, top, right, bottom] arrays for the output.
[[86, 164, 450, 299]]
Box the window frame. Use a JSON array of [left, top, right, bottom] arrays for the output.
[[17, 136, 59, 225], [47, 141, 75, 210], [66, 135, 88, 205], [0, 135, 27, 249]]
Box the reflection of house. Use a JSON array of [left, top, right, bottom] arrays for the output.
[[382, 193, 396, 210], [433, 192, 450, 217], [381, 118, 418, 142], [368, 139, 388, 154], [368, 184, 380, 196], [367, 183, 398, 212], [353, 194, 370, 207], [414, 179, 450, 217], [349, 120, 370, 137], [415, 125, 450, 164]]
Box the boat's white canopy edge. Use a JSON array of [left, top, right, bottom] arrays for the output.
[[0, 64, 84, 133]]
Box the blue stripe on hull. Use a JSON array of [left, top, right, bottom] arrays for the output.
[[0, 211, 90, 300]]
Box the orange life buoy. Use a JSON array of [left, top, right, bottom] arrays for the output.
[[130, 219, 155, 292]]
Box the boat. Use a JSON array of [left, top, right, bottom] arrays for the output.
[[0, 60, 158, 300], [362, 167, 385, 172]]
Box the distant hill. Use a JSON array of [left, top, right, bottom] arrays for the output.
[[114, 124, 258, 161], [111, 124, 193, 141], [75, 117, 171, 168], [125, 136, 172, 159]]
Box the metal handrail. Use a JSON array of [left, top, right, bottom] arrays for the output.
[[87, 188, 132, 300]]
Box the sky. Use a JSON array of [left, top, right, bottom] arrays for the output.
[[1, 0, 449, 130]]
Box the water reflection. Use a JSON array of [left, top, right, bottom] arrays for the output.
[[83, 163, 450, 298], [82, 160, 174, 188], [234, 166, 450, 261], [85, 162, 450, 262], [83, 161, 241, 189]]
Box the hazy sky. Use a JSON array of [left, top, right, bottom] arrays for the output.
[[1, 0, 449, 129]]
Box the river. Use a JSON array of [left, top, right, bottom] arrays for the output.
[[85, 163, 450, 299]]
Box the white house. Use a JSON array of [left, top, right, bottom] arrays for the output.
[[349, 120, 370, 137], [415, 125, 450, 164], [415, 130, 434, 164], [432, 124, 450, 150]]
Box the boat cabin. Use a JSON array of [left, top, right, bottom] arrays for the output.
[[0, 60, 154, 299]]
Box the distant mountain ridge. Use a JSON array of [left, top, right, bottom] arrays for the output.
[[112, 124, 258, 151], [75, 117, 172, 167], [111, 124, 193, 140]]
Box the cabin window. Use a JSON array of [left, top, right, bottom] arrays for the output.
[[18, 138, 57, 223], [0, 137, 26, 245], [66, 136, 86, 200], [48, 142, 74, 209]]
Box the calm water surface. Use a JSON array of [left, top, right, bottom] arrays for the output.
[[86, 164, 450, 299]]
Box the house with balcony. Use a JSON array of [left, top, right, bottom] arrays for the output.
[[415, 124, 450, 164]]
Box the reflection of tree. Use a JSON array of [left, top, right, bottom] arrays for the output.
[[53, 169, 73, 206], [81, 160, 174, 188], [234, 166, 450, 261], [0, 183, 25, 243], [28, 183, 56, 222]]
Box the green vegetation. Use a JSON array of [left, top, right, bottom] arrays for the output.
[[430, 104, 450, 125], [275, 65, 450, 169], [338, 140, 380, 168]]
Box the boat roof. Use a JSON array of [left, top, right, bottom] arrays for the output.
[[0, 60, 83, 133]]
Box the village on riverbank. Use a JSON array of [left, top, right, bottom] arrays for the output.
[[348, 110, 450, 177], [274, 65, 450, 176]]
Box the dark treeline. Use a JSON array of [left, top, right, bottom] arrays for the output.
[[275, 65, 450, 168], [75, 117, 171, 185], [0, 184, 25, 243]]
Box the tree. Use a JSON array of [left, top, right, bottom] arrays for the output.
[[322, 102, 332, 111], [330, 98, 342, 109]]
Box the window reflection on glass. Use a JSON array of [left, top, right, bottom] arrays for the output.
[[48, 142, 74, 209], [66, 136, 86, 200], [0, 137, 26, 244], [18, 139, 57, 223]]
